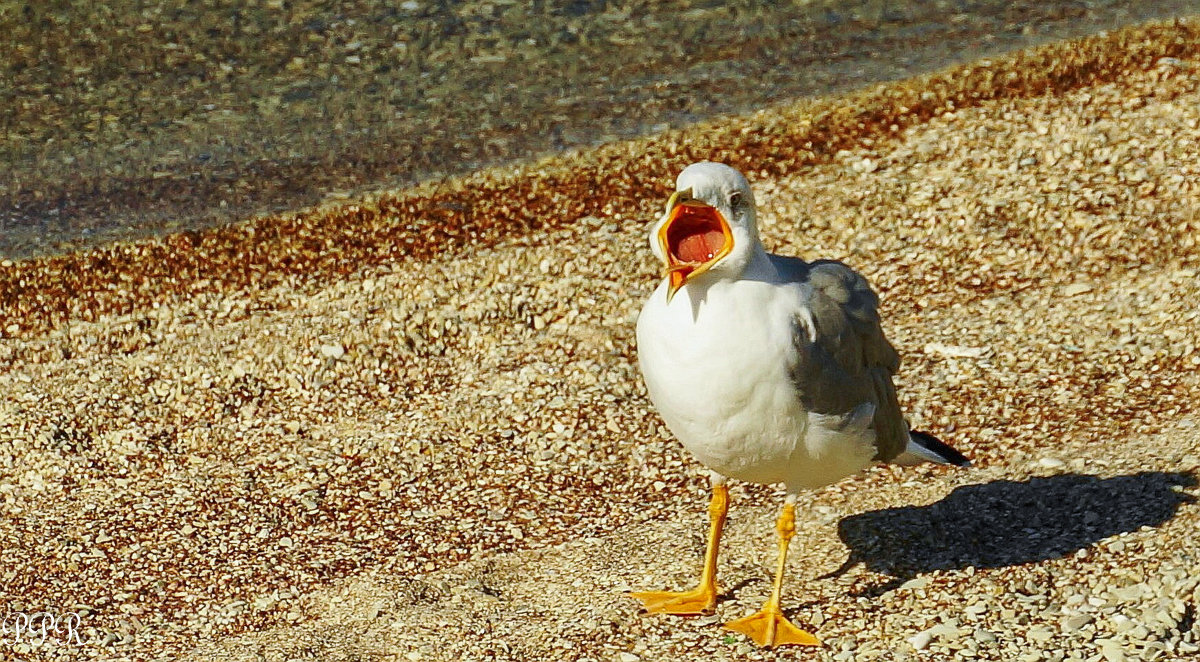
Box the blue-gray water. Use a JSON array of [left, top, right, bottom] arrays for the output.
[[2, 0, 1198, 260]]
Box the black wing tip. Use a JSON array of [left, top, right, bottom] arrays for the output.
[[910, 429, 972, 467]]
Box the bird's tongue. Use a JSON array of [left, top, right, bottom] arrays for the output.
[[674, 229, 725, 264], [667, 206, 727, 266]]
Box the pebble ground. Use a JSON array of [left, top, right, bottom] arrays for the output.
[[2, 18, 1200, 662]]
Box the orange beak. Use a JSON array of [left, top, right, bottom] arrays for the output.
[[657, 189, 734, 302]]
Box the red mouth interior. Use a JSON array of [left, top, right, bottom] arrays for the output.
[[666, 205, 726, 265]]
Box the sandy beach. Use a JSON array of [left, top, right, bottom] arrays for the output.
[[1, 16, 1200, 662]]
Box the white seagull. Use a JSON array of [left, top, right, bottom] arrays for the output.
[[631, 162, 969, 647]]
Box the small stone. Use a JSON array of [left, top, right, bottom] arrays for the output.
[[929, 623, 963, 641], [908, 630, 933, 650], [1147, 608, 1176, 629], [1063, 613, 1094, 631], [924, 342, 989, 358], [973, 628, 997, 644], [964, 603, 988, 617], [1027, 626, 1053, 643], [854, 158, 877, 173], [617, 654, 640, 662], [1112, 584, 1146, 601], [1108, 613, 1129, 630], [901, 576, 931, 590], [1099, 640, 1125, 662], [320, 343, 345, 359]]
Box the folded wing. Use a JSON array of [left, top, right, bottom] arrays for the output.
[[773, 256, 908, 462]]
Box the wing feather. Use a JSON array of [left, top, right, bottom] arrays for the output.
[[774, 256, 908, 462]]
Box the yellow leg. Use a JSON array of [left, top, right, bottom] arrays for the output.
[[724, 500, 821, 647], [630, 482, 728, 615]]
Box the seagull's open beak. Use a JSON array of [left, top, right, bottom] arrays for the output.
[[657, 188, 734, 302]]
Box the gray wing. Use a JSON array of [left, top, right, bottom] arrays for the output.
[[772, 256, 908, 462]]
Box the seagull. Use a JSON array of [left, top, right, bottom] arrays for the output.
[[631, 162, 969, 647]]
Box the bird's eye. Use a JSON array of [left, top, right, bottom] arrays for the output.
[[728, 191, 742, 208]]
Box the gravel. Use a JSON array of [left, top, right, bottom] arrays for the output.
[[2, 17, 1200, 662]]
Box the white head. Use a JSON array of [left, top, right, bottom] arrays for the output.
[[649, 162, 762, 300]]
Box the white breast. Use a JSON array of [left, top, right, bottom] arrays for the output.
[[636, 277, 876, 490]]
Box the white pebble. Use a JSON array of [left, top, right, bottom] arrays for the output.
[[320, 343, 345, 359], [909, 630, 933, 650]]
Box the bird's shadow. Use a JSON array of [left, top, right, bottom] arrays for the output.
[[826, 471, 1196, 596]]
